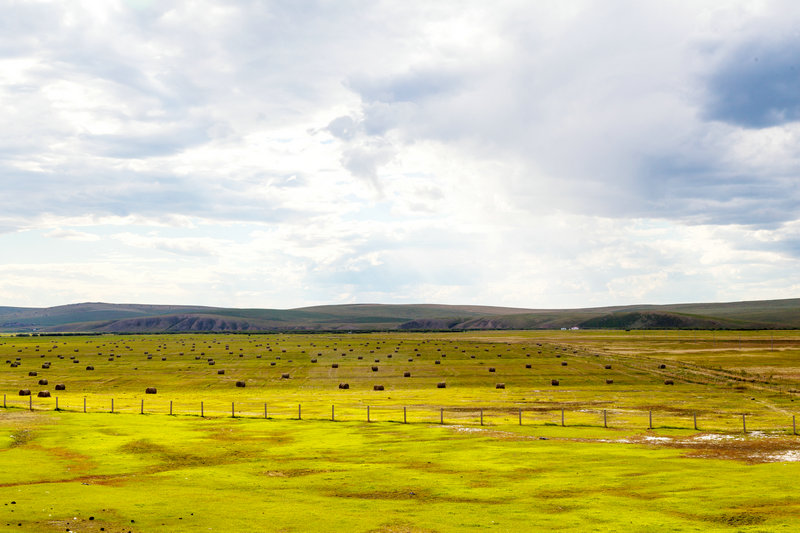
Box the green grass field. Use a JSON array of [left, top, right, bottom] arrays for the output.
[[2, 330, 800, 531]]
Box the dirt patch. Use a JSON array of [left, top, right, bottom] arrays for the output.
[[263, 468, 331, 478], [367, 521, 438, 533]]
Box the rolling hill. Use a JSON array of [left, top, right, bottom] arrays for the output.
[[0, 298, 799, 333]]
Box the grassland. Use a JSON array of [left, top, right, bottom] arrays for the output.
[[2, 330, 800, 531]]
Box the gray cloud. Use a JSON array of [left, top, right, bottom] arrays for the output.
[[704, 37, 800, 128]]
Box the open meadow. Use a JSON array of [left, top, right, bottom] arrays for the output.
[[2, 330, 800, 532]]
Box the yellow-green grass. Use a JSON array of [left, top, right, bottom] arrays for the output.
[[2, 331, 800, 531]]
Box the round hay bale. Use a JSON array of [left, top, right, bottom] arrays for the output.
[[208, 361, 215, 365], [403, 371, 411, 377], [357, 356, 363, 360], [85, 366, 94, 371], [488, 367, 496, 372], [311, 359, 317, 363], [470, 355, 476, 359], [235, 381, 246, 388], [270, 362, 276, 366], [551, 379, 560, 386], [338, 383, 349, 390], [38, 379, 48, 385], [561, 362, 568, 366], [373, 385, 385, 391], [145, 387, 157, 394], [217, 369, 225, 374], [371, 366, 379, 372], [331, 363, 338, 368], [437, 382, 446, 388], [28, 371, 37, 376], [37, 391, 50, 398], [41, 363, 50, 369], [408, 358, 413, 362], [281, 373, 290, 379], [18, 389, 31, 396], [525, 364, 532, 369], [496, 383, 505, 389], [606, 379, 614, 384], [161, 357, 166, 361], [659, 364, 666, 369], [55, 384, 65, 391], [664, 379, 674, 385], [604, 365, 612, 369], [435, 360, 441, 365]]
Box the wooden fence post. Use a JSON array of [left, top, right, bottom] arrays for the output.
[[561, 408, 565, 427], [794, 415, 796, 436], [83, 397, 86, 413], [141, 399, 144, 415], [331, 404, 334, 421], [519, 408, 522, 425], [693, 412, 698, 430], [264, 403, 268, 419], [29, 396, 32, 411], [403, 406, 407, 424], [3, 394, 5, 408], [55, 397, 59, 411], [232, 402, 235, 418], [298, 404, 301, 420], [742, 413, 747, 433], [367, 405, 370, 423], [201, 401, 204, 418], [440, 408, 444, 425], [170, 401, 173, 416], [480, 408, 483, 426], [111, 399, 114, 413], [649, 410, 652, 430], [603, 410, 607, 428]]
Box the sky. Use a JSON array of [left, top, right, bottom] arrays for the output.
[[1, 0, 799, 310]]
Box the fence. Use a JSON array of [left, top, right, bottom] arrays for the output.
[[3, 392, 799, 435]]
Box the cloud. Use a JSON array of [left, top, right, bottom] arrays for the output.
[[703, 36, 800, 128], [44, 229, 101, 242], [1, 1, 799, 308]]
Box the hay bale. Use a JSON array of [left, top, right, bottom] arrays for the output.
[[403, 371, 411, 377], [218, 369, 225, 374], [161, 357, 166, 361], [331, 363, 338, 368], [659, 364, 666, 369], [496, 383, 505, 389], [235, 381, 246, 388], [208, 361, 215, 365], [18, 390, 31, 396], [311, 359, 317, 363], [38, 379, 48, 385], [488, 367, 496, 372], [551, 379, 559, 386], [37, 391, 50, 398], [561, 362, 568, 366], [606, 379, 614, 384], [371, 366, 379, 372], [85, 366, 94, 370], [270, 362, 276, 366], [281, 373, 290, 379], [41, 363, 50, 369], [664, 379, 674, 385], [55, 384, 65, 391], [28, 371, 37, 376], [437, 382, 446, 388], [357, 356, 363, 360], [604, 365, 612, 369], [525, 364, 532, 369], [338, 383, 349, 389], [435, 360, 441, 364], [145, 387, 157, 394], [373, 385, 385, 391]]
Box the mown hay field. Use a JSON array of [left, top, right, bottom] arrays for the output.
[[2, 330, 800, 531]]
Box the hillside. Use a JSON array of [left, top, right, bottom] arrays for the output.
[[0, 298, 798, 333]]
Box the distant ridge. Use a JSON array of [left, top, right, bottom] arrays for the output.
[[1, 298, 799, 333]]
